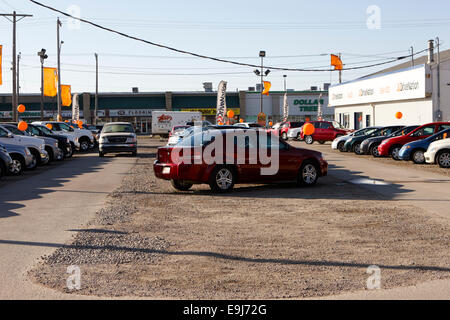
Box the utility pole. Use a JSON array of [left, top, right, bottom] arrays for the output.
[[17, 52, 20, 105], [0, 11, 33, 121], [411, 46, 414, 67], [56, 18, 63, 121], [283, 74, 287, 92], [95, 53, 98, 125], [435, 37, 441, 120], [338, 53, 342, 84]]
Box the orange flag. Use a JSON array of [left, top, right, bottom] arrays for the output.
[[262, 81, 271, 96], [0, 45, 2, 85], [43, 67, 58, 97], [61, 85, 72, 106], [331, 54, 343, 70]]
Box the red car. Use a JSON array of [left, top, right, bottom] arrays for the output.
[[154, 129, 328, 192], [268, 121, 304, 140], [378, 122, 450, 160], [300, 121, 350, 144], [169, 125, 189, 137]]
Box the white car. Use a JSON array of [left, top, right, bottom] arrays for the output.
[[287, 127, 303, 140], [234, 122, 264, 129], [424, 138, 450, 168], [0, 124, 48, 165], [33, 121, 94, 151]]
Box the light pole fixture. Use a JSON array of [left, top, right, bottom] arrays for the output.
[[38, 48, 48, 120], [255, 51, 269, 114]]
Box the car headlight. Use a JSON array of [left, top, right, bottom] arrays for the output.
[[127, 136, 137, 143], [66, 138, 70, 143], [405, 145, 411, 149]]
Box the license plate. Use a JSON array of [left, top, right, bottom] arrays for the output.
[[162, 167, 171, 174]]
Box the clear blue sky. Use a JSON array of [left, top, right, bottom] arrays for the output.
[[0, 0, 449, 94]]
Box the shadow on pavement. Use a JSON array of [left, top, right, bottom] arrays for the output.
[[0, 238, 449, 273], [0, 154, 113, 219]]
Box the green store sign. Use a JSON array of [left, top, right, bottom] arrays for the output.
[[293, 99, 324, 112]]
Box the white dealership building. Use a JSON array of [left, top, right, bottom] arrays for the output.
[[329, 43, 450, 130]]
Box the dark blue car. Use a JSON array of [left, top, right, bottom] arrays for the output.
[[399, 128, 450, 164]]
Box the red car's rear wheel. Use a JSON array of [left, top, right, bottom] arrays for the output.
[[209, 166, 235, 192]]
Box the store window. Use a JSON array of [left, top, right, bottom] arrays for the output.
[[354, 112, 363, 130], [343, 114, 350, 128], [366, 115, 371, 127]]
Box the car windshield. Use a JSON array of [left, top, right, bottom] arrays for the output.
[[37, 125, 52, 135], [103, 124, 134, 133], [429, 129, 450, 142], [331, 121, 345, 129], [173, 126, 188, 134], [5, 125, 25, 135], [58, 123, 74, 132], [176, 131, 220, 147], [391, 126, 418, 137], [248, 123, 263, 128]]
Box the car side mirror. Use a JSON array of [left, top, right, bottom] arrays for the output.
[[7, 132, 14, 138]]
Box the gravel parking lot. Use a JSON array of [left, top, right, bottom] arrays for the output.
[[30, 138, 450, 298]]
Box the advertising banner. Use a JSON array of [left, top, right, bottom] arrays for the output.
[[216, 81, 227, 124]]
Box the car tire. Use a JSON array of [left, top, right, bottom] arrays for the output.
[[305, 135, 314, 144], [132, 151, 137, 157], [352, 142, 362, 155], [337, 141, 346, 152], [79, 139, 90, 152], [99, 152, 105, 157], [319, 141, 325, 144], [0, 160, 5, 178], [370, 144, 380, 157], [390, 145, 402, 161], [27, 154, 38, 170], [171, 179, 193, 191], [412, 149, 426, 164], [436, 150, 450, 168], [64, 146, 73, 158], [297, 160, 319, 186], [296, 132, 302, 141], [209, 166, 235, 192], [281, 132, 287, 140], [45, 146, 54, 162], [9, 154, 25, 175]]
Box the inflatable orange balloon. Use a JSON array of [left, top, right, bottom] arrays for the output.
[[46, 123, 53, 130], [17, 104, 25, 113], [17, 121, 28, 131], [395, 112, 403, 119], [303, 123, 315, 136], [239, 119, 244, 123], [227, 110, 235, 118], [269, 121, 273, 126]]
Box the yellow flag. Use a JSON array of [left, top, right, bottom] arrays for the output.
[[43, 67, 57, 97], [61, 85, 72, 106], [0, 45, 3, 85], [262, 81, 271, 96]]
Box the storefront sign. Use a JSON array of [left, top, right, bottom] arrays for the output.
[[329, 65, 430, 107], [278, 95, 330, 116], [109, 109, 154, 117], [0, 110, 83, 119], [178, 108, 240, 116]]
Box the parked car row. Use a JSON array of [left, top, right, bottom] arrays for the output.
[[0, 121, 96, 179], [331, 122, 450, 168]]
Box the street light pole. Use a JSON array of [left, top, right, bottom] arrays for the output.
[[283, 75, 287, 92], [56, 18, 63, 121], [38, 48, 48, 120], [95, 53, 98, 125], [259, 51, 265, 114], [17, 52, 20, 106]]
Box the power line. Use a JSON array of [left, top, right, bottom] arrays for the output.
[[28, 0, 418, 72]]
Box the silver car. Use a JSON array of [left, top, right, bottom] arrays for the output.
[[2, 142, 36, 175], [98, 122, 137, 157]]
